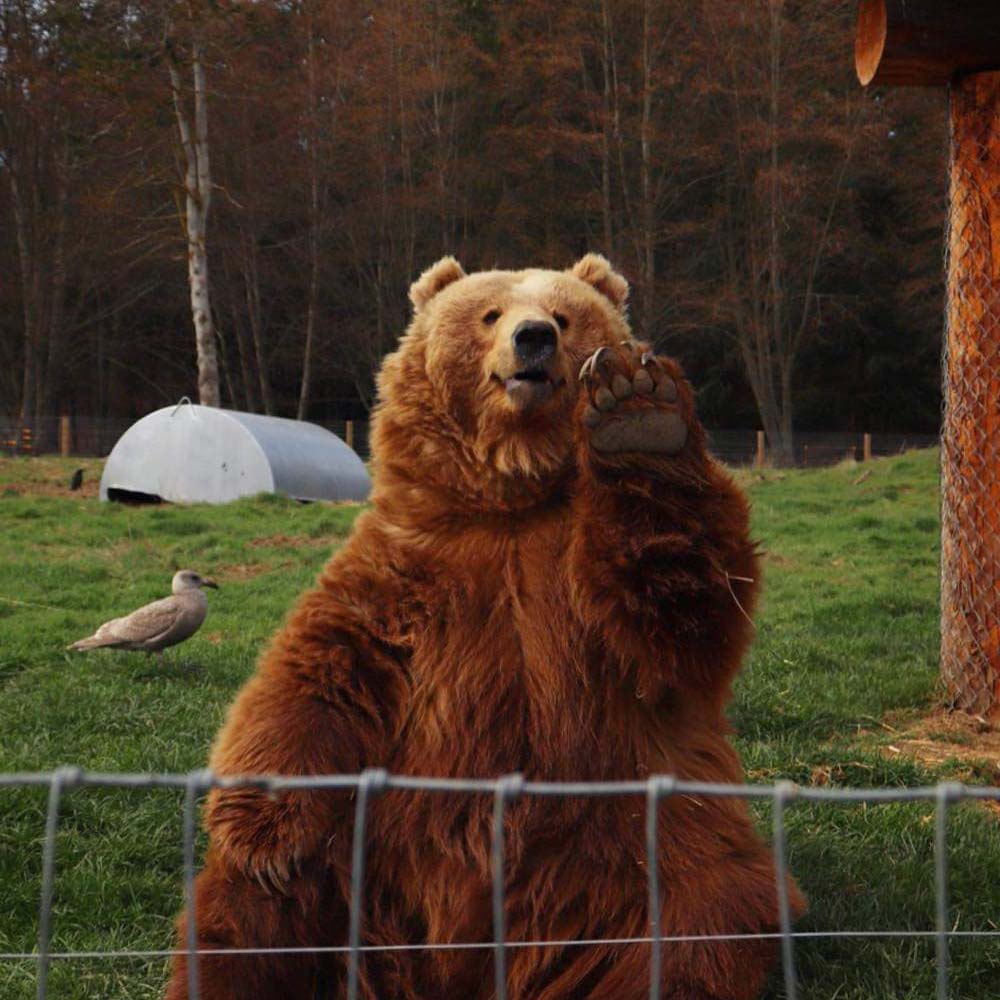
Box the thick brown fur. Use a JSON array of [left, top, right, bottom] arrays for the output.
[[165, 254, 805, 1000]]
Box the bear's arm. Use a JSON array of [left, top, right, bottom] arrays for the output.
[[567, 346, 760, 703], [203, 519, 415, 890]]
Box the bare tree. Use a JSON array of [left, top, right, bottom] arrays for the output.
[[703, 0, 867, 464], [166, 12, 220, 407]]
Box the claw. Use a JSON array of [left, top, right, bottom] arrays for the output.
[[640, 350, 655, 367], [255, 869, 273, 897], [251, 856, 293, 897], [579, 347, 611, 382]]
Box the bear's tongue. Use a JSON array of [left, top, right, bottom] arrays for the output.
[[505, 372, 554, 411]]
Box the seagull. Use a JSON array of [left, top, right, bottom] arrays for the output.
[[67, 570, 219, 666]]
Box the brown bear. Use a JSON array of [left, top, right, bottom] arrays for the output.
[[164, 255, 804, 1000]]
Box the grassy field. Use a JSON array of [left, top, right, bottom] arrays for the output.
[[1, 449, 999, 999]]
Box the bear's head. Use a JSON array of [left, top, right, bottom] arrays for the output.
[[371, 255, 633, 512]]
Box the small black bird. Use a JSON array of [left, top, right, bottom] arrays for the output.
[[69, 468, 84, 491]]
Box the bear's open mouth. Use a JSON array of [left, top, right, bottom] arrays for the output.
[[491, 368, 565, 412], [510, 367, 550, 384]]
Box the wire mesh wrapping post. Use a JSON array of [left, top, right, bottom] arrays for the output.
[[347, 769, 388, 1000], [941, 71, 1000, 718], [36, 766, 81, 1000], [491, 774, 523, 1000], [855, 2, 1000, 719]]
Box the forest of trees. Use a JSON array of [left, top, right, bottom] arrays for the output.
[[1, 0, 948, 459]]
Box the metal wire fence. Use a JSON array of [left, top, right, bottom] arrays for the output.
[[0, 416, 936, 470], [3, 769, 1000, 1000]]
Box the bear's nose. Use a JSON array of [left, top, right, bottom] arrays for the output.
[[512, 321, 558, 368]]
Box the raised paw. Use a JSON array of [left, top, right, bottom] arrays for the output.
[[578, 343, 688, 455]]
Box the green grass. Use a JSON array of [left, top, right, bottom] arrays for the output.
[[1, 449, 999, 999]]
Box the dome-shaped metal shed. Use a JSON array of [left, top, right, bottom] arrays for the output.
[[99, 403, 370, 504]]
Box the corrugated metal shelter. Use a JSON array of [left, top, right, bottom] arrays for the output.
[[99, 402, 370, 504]]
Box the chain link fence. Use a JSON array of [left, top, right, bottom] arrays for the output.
[[1, 769, 999, 1000], [939, 74, 1000, 718]]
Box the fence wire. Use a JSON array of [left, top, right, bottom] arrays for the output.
[[940, 73, 1000, 718], [3, 770, 1000, 1000]]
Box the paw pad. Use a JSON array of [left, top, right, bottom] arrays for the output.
[[579, 344, 688, 456]]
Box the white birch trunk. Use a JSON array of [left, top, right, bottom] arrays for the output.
[[168, 36, 220, 408]]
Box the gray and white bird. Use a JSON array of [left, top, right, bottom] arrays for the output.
[[67, 570, 219, 665]]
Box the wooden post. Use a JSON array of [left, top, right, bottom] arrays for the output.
[[856, 1, 1000, 717], [345, 419, 355, 451], [756, 430, 765, 469], [59, 416, 71, 457], [940, 72, 1000, 717], [863, 433, 872, 462]]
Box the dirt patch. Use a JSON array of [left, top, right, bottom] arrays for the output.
[[875, 708, 1000, 783], [763, 550, 795, 567], [215, 562, 284, 581], [249, 534, 330, 550]]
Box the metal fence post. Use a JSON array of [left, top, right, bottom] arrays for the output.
[[183, 769, 212, 1000], [772, 781, 799, 1000], [37, 766, 81, 1000], [935, 782, 963, 1000], [347, 769, 388, 1000], [492, 774, 524, 1000], [646, 776, 676, 1000]]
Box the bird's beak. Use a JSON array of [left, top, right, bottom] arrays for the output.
[[202, 579, 219, 590]]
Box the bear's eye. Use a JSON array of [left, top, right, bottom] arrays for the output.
[[482, 309, 502, 326], [553, 312, 569, 331]]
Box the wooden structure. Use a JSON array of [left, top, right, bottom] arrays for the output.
[[856, 1, 1000, 717]]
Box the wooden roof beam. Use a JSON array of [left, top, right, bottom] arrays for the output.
[[856, 0, 1000, 88]]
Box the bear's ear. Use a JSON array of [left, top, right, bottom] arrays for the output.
[[409, 257, 466, 313], [568, 254, 629, 311]]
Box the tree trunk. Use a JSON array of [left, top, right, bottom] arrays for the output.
[[599, 0, 614, 256], [39, 135, 70, 436], [168, 35, 220, 408], [240, 232, 274, 415], [639, 0, 655, 338], [298, 10, 320, 422], [9, 165, 37, 430]]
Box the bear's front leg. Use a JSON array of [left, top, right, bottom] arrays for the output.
[[569, 342, 760, 701], [163, 582, 411, 1000]]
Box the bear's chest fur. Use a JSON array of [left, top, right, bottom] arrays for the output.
[[390, 512, 663, 783]]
